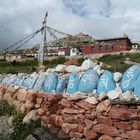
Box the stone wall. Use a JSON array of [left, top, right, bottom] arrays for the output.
[[0, 85, 140, 140]]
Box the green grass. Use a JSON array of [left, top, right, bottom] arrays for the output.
[[0, 56, 67, 74], [98, 53, 140, 73]]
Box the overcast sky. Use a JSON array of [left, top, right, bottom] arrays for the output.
[[0, 0, 140, 49]]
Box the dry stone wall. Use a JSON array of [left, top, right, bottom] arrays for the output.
[[0, 85, 140, 140]]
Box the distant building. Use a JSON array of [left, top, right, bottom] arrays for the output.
[[58, 48, 80, 56], [82, 36, 132, 55], [5, 54, 36, 61], [131, 42, 140, 51]]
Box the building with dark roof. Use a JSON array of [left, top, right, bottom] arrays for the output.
[[82, 36, 132, 55]]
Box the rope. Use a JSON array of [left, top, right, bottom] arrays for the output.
[[1, 28, 42, 52]]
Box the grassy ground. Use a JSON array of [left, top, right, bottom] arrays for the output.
[[98, 53, 140, 73], [0, 57, 67, 74], [0, 53, 140, 74]]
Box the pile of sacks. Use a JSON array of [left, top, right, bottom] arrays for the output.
[[0, 58, 140, 101]]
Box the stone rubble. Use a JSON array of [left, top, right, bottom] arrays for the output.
[[0, 85, 139, 140]]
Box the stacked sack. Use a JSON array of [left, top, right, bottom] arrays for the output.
[[0, 58, 140, 101]]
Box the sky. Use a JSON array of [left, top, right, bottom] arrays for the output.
[[0, 0, 140, 49]]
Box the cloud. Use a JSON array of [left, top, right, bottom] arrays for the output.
[[0, 0, 140, 49]]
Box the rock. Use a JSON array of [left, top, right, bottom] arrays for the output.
[[127, 130, 140, 140], [55, 64, 66, 72], [59, 98, 71, 108], [98, 135, 113, 140], [37, 108, 45, 116], [107, 85, 122, 100], [63, 108, 85, 114], [96, 100, 111, 113], [98, 92, 108, 101], [97, 115, 112, 126], [78, 124, 85, 133], [62, 123, 78, 134], [36, 98, 43, 106], [23, 109, 39, 124], [76, 101, 93, 110], [84, 119, 94, 130], [0, 86, 6, 97], [3, 94, 13, 106], [109, 108, 138, 120], [20, 103, 27, 113], [107, 90, 121, 100], [132, 121, 140, 130], [92, 124, 120, 136], [65, 65, 81, 73], [119, 91, 135, 101], [64, 60, 79, 66], [84, 130, 97, 140], [69, 131, 83, 138], [13, 100, 21, 111], [62, 114, 77, 123], [26, 92, 37, 102], [85, 97, 98, 105], [69, 94, 86, 101], [17, 89, 27, 102], [25, 101, 35, 110], [114, 122, 132, 130], [49, 115, 64, 127], [8, 116, 14, 127], [26, 135, 37, 140], [42, 116, 50, 124], [81, 58, 96, 71], [113, 72, 122, 82]]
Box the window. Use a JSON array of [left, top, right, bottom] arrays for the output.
[[112, 45, 115, 49], [105, 44, 110, 50], [91, 46, 95, 52], [99, 45, 102, 51]]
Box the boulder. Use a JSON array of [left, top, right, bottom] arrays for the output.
[[17, 89, 27, 102], [127, 130, 140, 140], [109, 107, 138, 120], [92, 124, 120, 136], [84, 130, 97, 140], [26, 91, 37, 102], [98, 135, 113, 140], [85, 97, 98, 105], [119, 91, 135, 101], [81, 58, 96, 71], [96, 100, 111, 113], [113, 72, 122, 83], [62, 123, 78, 134], [23, 109, 39, 124]]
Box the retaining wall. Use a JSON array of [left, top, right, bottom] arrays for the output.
[[0, 85, 140, 140]]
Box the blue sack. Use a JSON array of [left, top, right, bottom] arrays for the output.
[[0, 76, 4, 83], [43, 72, 58, 93], [13, 77, 21, 86], [1, 76, 10, 85], [67, 72, 79, 94], [79, 69, 99, 93], [120, 65, 140, 92], [97, 70, 116, 94], [7, 76, 17, 86], [33, 75, 46, 91], [56, 76, 67, 94], [134, 75, 140, 96], [22, 76, 38, 89]]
